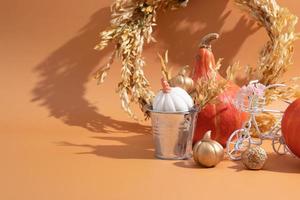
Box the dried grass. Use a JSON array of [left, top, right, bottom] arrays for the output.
[[193, 59, 227, 107]]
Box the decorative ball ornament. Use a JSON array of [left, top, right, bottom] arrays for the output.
[[241, 146, 268, 170], [169, 66, 194, 93], [193, 131, 224, 167], [153, 79, 194, 112], [281, 98, 300, 158]]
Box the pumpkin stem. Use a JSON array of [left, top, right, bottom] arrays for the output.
[[199, 33, 219, 50], [203, 131, 212, 140], [161, 78, 171, 93], [179, 65, 190, 76]]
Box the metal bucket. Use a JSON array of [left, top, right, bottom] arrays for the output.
[[148, 107, 199, 160]]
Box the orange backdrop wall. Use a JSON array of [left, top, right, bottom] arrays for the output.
[[1, 1, 300, 200]]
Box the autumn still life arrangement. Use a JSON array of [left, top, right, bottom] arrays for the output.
[[95, 0, 300, 170]]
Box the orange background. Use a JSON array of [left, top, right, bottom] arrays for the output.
[[1, 0, 300, 199]]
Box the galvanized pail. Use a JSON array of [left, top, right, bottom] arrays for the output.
[[148, 107, 199, 160]]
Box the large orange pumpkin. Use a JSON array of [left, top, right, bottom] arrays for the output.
[[282, 98, 300, 158], [192, 33, 247, 147]]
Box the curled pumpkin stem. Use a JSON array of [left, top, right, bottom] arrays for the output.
[[161, 78, 171, 93], [179, 65, 191, 76], [199, 33, 220, 50]]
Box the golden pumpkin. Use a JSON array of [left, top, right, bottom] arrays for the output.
[[169, 65, 194, 93], [193, 131, 224, 167]]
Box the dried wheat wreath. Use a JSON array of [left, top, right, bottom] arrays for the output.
[[95, 0, 299, 118]]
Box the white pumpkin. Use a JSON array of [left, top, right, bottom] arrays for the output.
[[153, 79, 194, 112]]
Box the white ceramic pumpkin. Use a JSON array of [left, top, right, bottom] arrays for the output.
[[153, 79, 194, 112]]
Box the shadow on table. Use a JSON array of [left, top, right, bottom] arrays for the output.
[[228, 153, 300, 174], [31, 7, 125, 133], [173, 160, 201, 169], [58, 132, 155, 159]]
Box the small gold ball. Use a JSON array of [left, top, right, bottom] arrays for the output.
[[242, 146, 267, 170]]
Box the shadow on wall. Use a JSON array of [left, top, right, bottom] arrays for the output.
[[32, 0, 259, 134], [156, 0, 260, 74], [31, 8, 150, 134]]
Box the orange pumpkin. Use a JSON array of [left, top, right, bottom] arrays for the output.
[[282, 98, 300, 158], [192, 33, 247, 147]]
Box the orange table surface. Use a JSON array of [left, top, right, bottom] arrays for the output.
[[1, 0, 300, 199]]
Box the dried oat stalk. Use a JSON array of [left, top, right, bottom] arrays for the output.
[[235, 0, 299, 101], [94, 0, 189, 118], [264, 77, 300, 103], [158, 50, 172, 81], [193, 59, 227, 107]]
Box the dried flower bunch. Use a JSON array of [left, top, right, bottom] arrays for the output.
[[94, 0, 188, 118], [95, 0, 298, 118]]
